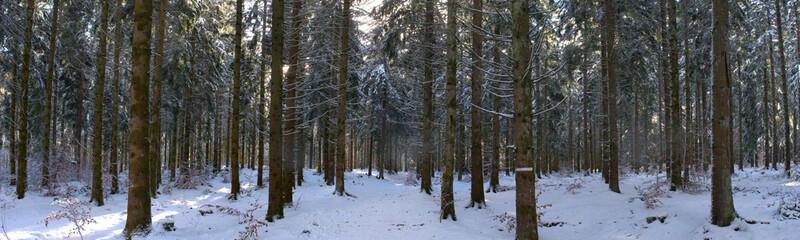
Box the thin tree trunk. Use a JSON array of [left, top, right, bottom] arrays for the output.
[[230, 0, 244, 200], [111, 0, 123, 194], [334, 0, 350, 196], [605, 0, 620, 193], [668, 0, 682, 191], [15, 0, 35, 199], [42, 0, 60, 189], [91, 0, 111, 206], [150, 0, 168, 197], [775, 0, 792, 176]]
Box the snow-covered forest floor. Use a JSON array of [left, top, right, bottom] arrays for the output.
[[3, 167, 799, 240]]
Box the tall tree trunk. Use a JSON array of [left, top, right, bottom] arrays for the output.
[[124, 0, 154, 235], [42, 0, 60, 189], [419, 0, 434, 195], [710, 0, 737, 227], [267, 0, 286, 221], [775, 0, 792, 176], [15, 0, 35, 199], [605, 0, 620, 193], [257, 0, 268, 188], [91, 0, 111, 206], [111, 0, 123, 194], [9, 58, 17, 178], [282, 0, 303, 202], [489, 91, 500, 192], [512, 0, 539, 237], [230, 0, 244, 200], [668, 0, 682, 191], [334, 0, 350, 196], [150, 0, 168, 197], [468, 0, 485, 207], [660, 0, 671, 177], [769, 31, 779, 170], [440, 0, 457, 221], [763, 66, 772, 169]]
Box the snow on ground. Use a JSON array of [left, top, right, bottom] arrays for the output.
[[2, 167, 799, 239]]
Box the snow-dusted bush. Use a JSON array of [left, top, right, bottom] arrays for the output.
[[683, 167, 710, 194], [565, 178, 585, 194], [778, 195, 800, 220], [405, 171, 418, 186], [42, 198, 96, 240], [216, 202, 268, 240], [634, 179, 668, 209]]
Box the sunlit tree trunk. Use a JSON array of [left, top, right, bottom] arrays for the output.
[[124, 0, 154, 235]]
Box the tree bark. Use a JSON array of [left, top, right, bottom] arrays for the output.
[[257, 0, 268, 188], [468, 0, 485, 208], [91, 0, 110, 206], [512, 0, 539, 238], [230, 0, 244, 200], [775, 0, 792, 177], [441, 0, 457, 221], [710, 0, 737, 227], [42, 0, 60, 189], [335, 0, 350, 196], [605, 0, 620, 193], [15, 0, 35, 199], [668, 0, 682, 191], [419, 0, 434, 195], [124, 0, 154, 235], [150, 0, 168, 197], [111, 0, 123, 194], [267, 0, 286, 221]]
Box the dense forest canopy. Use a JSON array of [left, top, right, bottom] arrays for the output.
[[0, 0, 797, 239]]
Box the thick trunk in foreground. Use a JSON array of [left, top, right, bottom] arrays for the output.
[[440, 0, 457, 221], [267, 0, 286, 222], [124, 0, 154, 235], [710, 0, 737, 227], [512, 0, 538, 238]]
